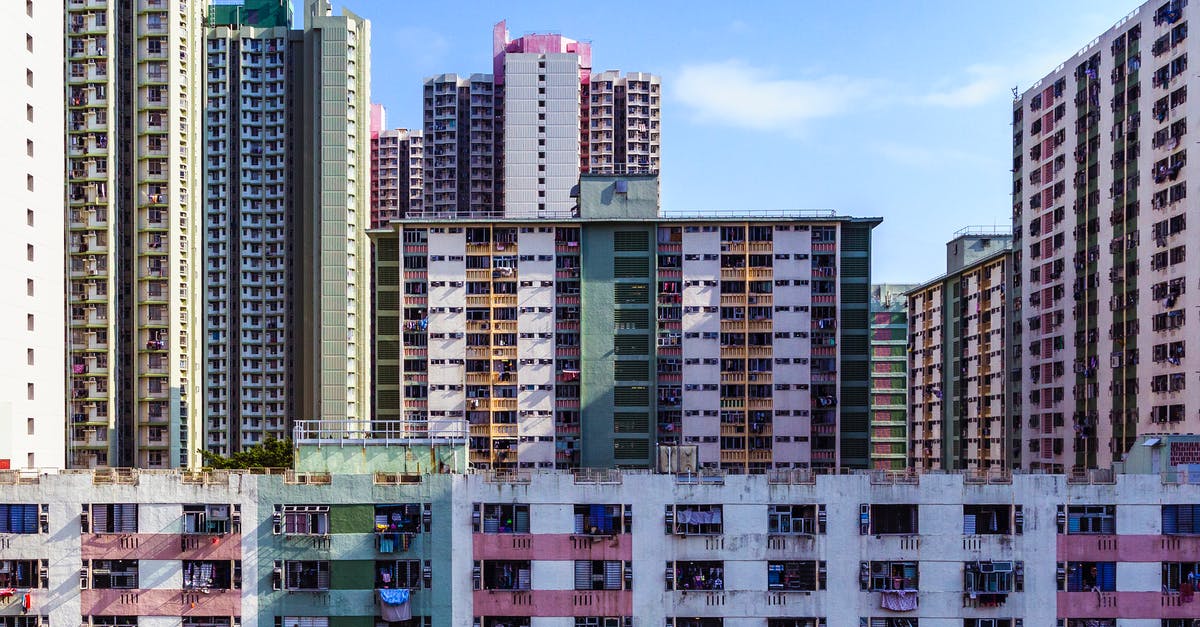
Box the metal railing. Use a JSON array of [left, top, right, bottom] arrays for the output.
[[293, 419, 468, 446]]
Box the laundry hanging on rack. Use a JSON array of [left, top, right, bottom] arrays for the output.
[[378, 588, 412, 622]]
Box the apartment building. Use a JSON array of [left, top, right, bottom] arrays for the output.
[[908, 231, 1013, 472], [370, 104, 424, 227], [65, 0, 205, 469], [419, 22, 660, 219], [292, 0, 373, 430], [203, 0, 293, 456], [1011, 0, 1200, 471], [0, 0, 65, 469], [370, 174, 877, 472], [869, 284, 914, 471], [7, 455, 1200, 627]]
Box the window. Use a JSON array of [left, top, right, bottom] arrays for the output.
[[91, 504, 138, 533], [863, 504, 919, 535], [769, 505, 822, 535], [0, 560, 40, 588], [481, 619, 529, 627], [0, 504, 39, 533], [573, 560, 628, 590], [0, 617, 49, 627], [668, 504, 723, 535], [375, 559, 422, 589], [476, 503, 529, 534], [375, 504, 423, 534], [89, 560, 138, 589], [90, 621, 137, 627], [478, 560, 531, 590], [1063, 505, 1115, 534], [766, 621, 824, 627], [768, 561, 825, 591], [284, 560, 330, 591], [574, 619, 633, 627], [1163, 504, 1200, 533], [864, 560, 919, 590], [183, 619, 231, 627], [669, 620, 722, 627], [1062, 561, 1115, 591], [183, 504, 233, 534], [964, 504, 1016, 534], [280, 505, 329, 535], [182, 560, 238, 591], [964, 621, 1015, 627], [1163, 562, 1200, 591], [574, 504, 628, 535], [964, 561, 1021, 596], [669, 560, 723, 590]]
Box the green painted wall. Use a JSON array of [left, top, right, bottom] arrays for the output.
[[579, 175, 660, 219], [330, 505, 373, 534], [838, 221, 875, 469], [580, 224, 656, 468], [256, 474, 460, 627], [294, 443, 468, 474]]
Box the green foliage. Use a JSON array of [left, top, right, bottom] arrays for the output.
[[200, 437, 293, 469]]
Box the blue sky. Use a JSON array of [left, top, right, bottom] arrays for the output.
[[304, 0, 1139, 282]]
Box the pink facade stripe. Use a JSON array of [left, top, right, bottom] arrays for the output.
[[472, 533, 633, 561], [472, 589, 631, 617], [1057, 591, 1198, 619], [1056, 533, 1200, 561], [80, 589, 240, 616], [81, 533, 242, 560]]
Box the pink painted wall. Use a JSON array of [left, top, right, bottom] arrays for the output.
[[472, 533, 632, 561], [370, 104, 385, 139], [1057, 591, 1197, 619], [81, 533, 242, 560], [1057, 533, 1200, 561], [491, 20, 591, 85], [81, 589, 240, 616], [472, 589, 631, 616]]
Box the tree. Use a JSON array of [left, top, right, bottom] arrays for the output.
[[200, 437, 293, 469]]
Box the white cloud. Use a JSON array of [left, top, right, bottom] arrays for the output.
[[674, 60, 874, 130], [923, 64, 1009, 107], [872, 141, 991, 169]]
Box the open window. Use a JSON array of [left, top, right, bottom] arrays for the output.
[[1061, 505, 1115, 534], [767, 561, 825, 591], [964, 561, 1022, 601], [667, 504, 723, 535], [182, 560, 239, 591], [376, 559, 422, 589], [284, 560, 330, 591], [864, 561, 918, 591], [183, 504, 233, 535], [89, 560, 138, 589], [573, 560, 629, 590], [862, 504, 918, 535], [374, 504, 424, 534], [281, 505, 329, 536], [1060, 561, 1115, 591], [573, 504, 629, 535], [1163, 561, 1200, 591], [963, 505, 1015, 535], [474, 504, 529, 534], [668, 560, 723, 591], [91, 504, 138, 533], [769, 505, 823, 535], [0, 560, 42, 588], [476, 560, 531, 590]]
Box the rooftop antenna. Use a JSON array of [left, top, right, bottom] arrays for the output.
[[1011, 85, 1019, 99]]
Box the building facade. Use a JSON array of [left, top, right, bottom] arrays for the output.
[[370, 175, 878, 472], [908, 231, 1013, 472], [3, 461, 1200, 627], [66, 0, 206, 469], [203, 1, 294, 456], [1, 0, 65, 469], [1011, 0, 1199, 472], [292, 0, 373, 430], [369, 105, 423, 227], [418, 23, 660, 220], [869, 284, 914, 471]]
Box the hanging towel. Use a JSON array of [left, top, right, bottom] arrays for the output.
[[880, 589, 919, 611], [378, 589, 412, 622]]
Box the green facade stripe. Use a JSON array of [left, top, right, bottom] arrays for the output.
[[330, 504, 374, 533], [331, 559, 375, 589], [330, 616, 376, 627]]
